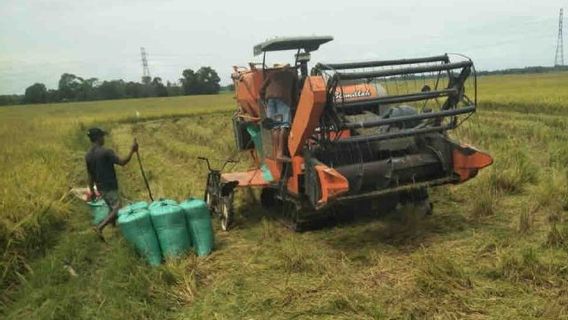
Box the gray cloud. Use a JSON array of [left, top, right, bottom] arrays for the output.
[[0, 0, 563, 94]]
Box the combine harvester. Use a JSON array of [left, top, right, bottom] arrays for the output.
[[201, 36, 492, 231]]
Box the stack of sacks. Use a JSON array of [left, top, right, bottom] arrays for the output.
[[117, 198, 216, 265]]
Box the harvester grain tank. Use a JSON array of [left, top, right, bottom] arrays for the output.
[[202, 36, 493, 231]]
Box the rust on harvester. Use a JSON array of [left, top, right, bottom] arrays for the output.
[[202, 36, 493, 231]]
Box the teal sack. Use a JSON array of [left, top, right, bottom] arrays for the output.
[[246, 124, 263, 157], [88, 199, 109, 225], [180, 198, 215, 257], [149, 199, 192, 258], [117, 203, 162, 266], [118, 201, 148, 216]]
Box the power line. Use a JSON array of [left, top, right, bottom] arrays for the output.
[[555, 8, 564, 66]]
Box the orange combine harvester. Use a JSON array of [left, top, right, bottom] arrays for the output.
[[200, 36, 492, 231]]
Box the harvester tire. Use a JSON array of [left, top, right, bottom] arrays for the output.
[[279, 201, 337, 232], [260, 188, 279, 209], [205, 191, 214, 212], [204, 175, 217, 214]]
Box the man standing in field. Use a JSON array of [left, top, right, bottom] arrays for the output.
[[259, 64, 298, 160], [85, 127, 138, 240]]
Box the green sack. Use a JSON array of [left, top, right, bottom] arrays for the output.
[[87, 199, 110, 225], [246, 124, 264, 157], [118, 201, 148, 216], [179, 198, 215, 257], [149, 199, 192, 258], [117, 203, 162, 266]]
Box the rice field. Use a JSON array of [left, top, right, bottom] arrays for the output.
[[1, 72, 568, 319]]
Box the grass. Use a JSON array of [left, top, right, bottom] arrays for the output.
[[1, 72, 568, 319]]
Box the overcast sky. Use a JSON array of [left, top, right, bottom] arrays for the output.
[[0, 0, 565, 95]]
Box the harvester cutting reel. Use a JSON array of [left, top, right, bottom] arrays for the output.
[[198, 157, 238, 231]]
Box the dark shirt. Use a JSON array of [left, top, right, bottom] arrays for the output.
[[85, 145, 119, 191], [259, 68, 298, 107]]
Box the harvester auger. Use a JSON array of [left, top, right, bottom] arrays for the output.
[[202, 36, 493, 231]]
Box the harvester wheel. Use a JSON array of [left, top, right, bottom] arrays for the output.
[[260, 188, 279, 209], [279, 201, 326, 232], [204, 174, 217, 214], [219, 193, 234, 231], [278, 201, 301, 231], [205, 191, 214, 211]]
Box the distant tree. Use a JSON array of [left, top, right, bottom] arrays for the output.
[[58, 73, 84, 101], [7, 67, 224, 106], [0, 95, 23, 106], [221, 84, 235, 92], [98, 80, 126, 100], [142, 76, 152, 85], [140, 83, 154, 98], [181, 68, 198, 95], [46, 89, 60, 103], [477, 65, 568, 76], [125, 81, 143, 98], [181, 67, 221, 95], [77, 78, 99, 100], [195, 66, 221, 94], [23, 83, 48, 104], [166, 81, 183, 96], [152, 77, 168, 97]]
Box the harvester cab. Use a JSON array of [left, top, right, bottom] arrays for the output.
[[204, 36, 493, 231]]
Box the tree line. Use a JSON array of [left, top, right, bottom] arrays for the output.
[[0, 66, 233, 106]]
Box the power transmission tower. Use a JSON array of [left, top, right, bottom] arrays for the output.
[[555, 8, 564, 66], [140, 47, 152, 84]]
